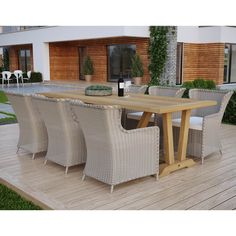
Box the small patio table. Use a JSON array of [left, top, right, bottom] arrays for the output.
[[40, 91, 217, 177]]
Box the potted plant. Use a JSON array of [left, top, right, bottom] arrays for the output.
[[131, 54, 144, 85], [82, 56, 94, 82]]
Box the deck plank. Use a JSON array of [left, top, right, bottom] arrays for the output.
[[0, 123, 236, 210]]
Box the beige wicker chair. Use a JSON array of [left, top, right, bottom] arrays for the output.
[[5, 92, 48, 159], [70, 101, 159, 193], [172, 89, 233, 163], [123, 84, 148, 128], [32, 96, 86, 174], [127, 86, 186, 124]]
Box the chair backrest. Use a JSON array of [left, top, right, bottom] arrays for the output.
[[27, 71, 31, 79], [14, 70, 23, 79], [2, 71, 12, 80], [148, 86, 185, 98], [128, 85, 148, 94], [5, 92, 48, 152], [189, 89, 233, 119], [70, 101, 122, 155], [32, 96, 86, 163]]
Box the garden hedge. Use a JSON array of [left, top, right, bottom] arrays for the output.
[[182, 78, 236, 125]]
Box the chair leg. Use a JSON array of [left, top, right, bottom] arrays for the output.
[[44, 159, 47, 165], [65, 166, 69, 175], [32, 153, 35, 160], [154, 113, 158, 126], [16, 147, 20, 154], [155, 173, 159, 181], [82, 174, 86, 181], [201, 157, 204, 165], [110, 185, 114, 193]]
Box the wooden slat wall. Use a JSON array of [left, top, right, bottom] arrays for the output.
[[49, 37, 150, 84], [183, 43, 225, 85]]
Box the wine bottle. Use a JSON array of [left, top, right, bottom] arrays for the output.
[[118, 76, 124, 97]]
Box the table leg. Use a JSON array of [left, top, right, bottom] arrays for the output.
[[177, 109, 191, 161], [137, 112, 153, 128], [159, 110, 195, 177], [162, 113, 175, 165]]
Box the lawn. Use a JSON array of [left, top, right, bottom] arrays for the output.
[[0, 91, 8, 103], [0, 91, 17, 124], [0, 183, 42, 210]]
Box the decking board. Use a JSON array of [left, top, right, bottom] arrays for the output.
[[0, 123, 236, 210]]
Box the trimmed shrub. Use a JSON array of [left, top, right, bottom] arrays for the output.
[[205, 80, 216, 89], [182, 79, 216, 98], [192, 78, 207, 88], [223, 90, 236, 125]]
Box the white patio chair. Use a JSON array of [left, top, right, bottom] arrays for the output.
[[5, 92, 48, 159], [13, 70, 23, 87], [70, 101, 159, 193], [32, 96, 86, 174], [22, 71, 31, 84], [1, 71, 13, 88], [172, 89, 233, 163]]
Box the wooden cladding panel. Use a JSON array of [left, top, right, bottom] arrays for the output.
[[183, 43, 224, 85], [49, 37, 150, 83]]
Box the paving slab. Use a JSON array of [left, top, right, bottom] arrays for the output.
[[0, 103, 15, 114]]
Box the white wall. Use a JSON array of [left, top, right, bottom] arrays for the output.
[[0, 26, 149, 79], [178, 26, 236, 43], [33, 43, 50, 81]]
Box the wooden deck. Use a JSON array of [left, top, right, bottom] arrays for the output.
[[1, 123, 236, 210]]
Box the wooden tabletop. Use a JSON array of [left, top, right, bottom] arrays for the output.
[[40, 90, 217, 114]]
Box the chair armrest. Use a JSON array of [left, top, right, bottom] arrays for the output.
[[119, 126, 159, 168]]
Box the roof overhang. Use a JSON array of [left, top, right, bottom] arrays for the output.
[[0, 26, 149, 47]]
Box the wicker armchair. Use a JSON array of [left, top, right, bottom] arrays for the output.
[[32, 96, 86, 174], [172, 89, 233, 163], [127, 86, 185, 124], [70, 101, 159, 193], [5, 92, 48, 159], [123, 85, 148, 128]]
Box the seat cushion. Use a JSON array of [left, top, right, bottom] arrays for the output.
[[172, 116, 203, 131], [127, 112, 155, 122]]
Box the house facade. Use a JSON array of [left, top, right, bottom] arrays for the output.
[[0, 26, 236, 85]]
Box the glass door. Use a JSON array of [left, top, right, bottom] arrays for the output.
[[79, 47, 87, 80], [224, 44, 230, 83]]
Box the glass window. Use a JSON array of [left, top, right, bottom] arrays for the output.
[[176, 43, 183, 85], [107, 44, 136, 82], [18, 49, 31, 72]]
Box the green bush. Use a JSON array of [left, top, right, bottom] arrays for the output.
[[205, 80, 216, 89], [223, 90, 236, 125], [131, 54, 144, 77], [82, 56, 94, 75], [182, 78, 216, 98], [192, 78, 207, 88]]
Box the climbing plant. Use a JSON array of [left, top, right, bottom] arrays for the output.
[[148, 26, 169, 86], [3, 48, 9, 71]]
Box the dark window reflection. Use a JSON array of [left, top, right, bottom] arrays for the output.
[[108, 44, 136, 82]]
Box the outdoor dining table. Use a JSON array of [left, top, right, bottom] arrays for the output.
[[40, 90, 217, 177]]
